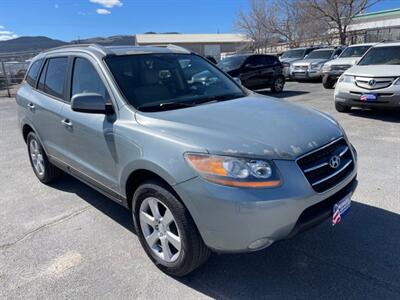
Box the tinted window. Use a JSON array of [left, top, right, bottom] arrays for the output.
[[106, 54, 244, 111], [41, 57, 68, 99], [358, 46, 400, 65], [37, 60, 48, 91], [25, 59, 42, 87], [246, 56, 263, 67], [281, 49, 304, 59], [217, 55, 247, 72], [71, 58, 108, 100]]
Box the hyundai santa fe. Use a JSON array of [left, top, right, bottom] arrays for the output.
[[16, 44, 357, 276]]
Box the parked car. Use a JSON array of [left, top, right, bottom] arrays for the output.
[[17, 44, 357, 276], [291, 47, 345, 81], [335, 42, 400, 112], [280, 47, 320, 78], [322, 43, 374, 89], [217, 54, 285, 93]]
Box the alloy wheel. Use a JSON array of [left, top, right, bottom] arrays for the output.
[[139, 197, 182, 263], [29, 139, 45, 176]]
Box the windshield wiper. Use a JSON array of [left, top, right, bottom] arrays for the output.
[[192, 93, 244, 105], [137, 101, 194, 112]]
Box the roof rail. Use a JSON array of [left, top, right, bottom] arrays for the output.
[[150, 44, 191, 54], [42, 43, 113, 55]]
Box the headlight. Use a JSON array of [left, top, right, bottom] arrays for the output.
[[394, 78, 400, 85], [338, 75, 354, 83], [310, 63, 322, 70], [322, 64, 331, 72], [184, 153, 281, 188]]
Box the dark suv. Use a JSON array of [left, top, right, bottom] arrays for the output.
[[217, 54, 285, 93]]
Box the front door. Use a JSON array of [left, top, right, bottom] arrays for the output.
[[60, 56, 119, 193]]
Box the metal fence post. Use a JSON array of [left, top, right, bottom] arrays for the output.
[[1, 61, 11, 97]]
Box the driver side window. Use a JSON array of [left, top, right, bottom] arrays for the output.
[[71, 57, 108, 101]]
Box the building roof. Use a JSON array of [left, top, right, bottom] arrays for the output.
[[135, 33, 251, 45], [353, 8, 400, 20]]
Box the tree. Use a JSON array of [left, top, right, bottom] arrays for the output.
[[303, 0, 381, 44]]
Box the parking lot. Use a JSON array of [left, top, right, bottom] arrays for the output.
[[1, 81, 399, 299]]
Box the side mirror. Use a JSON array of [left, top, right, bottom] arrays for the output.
[[233, 77, 242, 85], [304, 55, 308, 58], [71, 93, 111, 114], [245, 63, 253, 69], [333, 55, 338, 59]]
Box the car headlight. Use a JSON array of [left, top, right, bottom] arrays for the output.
[[322, 64, 331, 71], [310, 63, 322, 70], [184, 153, 281, 188], [338, 75, 354, 83], [394, 77, 400, 85]]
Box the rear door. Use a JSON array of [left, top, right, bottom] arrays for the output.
[[241, 55, 264, 88], [258, 55, 278, 86], [28, 56, 69, 158], [59, 55, 119, 194]]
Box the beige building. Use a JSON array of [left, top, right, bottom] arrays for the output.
[[133, 33, 251, 61]]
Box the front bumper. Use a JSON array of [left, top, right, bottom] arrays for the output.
[[174, 158, 357, 253], [335, 82, 400, 109], [292, 68, 322, 79]]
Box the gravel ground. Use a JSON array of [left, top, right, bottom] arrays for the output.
[[1, 81, 399, 299]]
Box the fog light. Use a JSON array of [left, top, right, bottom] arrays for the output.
[[248, 238, 274, 250]]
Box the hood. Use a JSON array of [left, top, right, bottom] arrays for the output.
[[135, 94, 343, 160], [324, 57, 359, 67], [293, 58, 329, 66], [280, 57, 302, 64], [345, 65, 400, 77]]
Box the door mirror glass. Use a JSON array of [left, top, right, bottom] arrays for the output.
[[71, 93, 109, 114]]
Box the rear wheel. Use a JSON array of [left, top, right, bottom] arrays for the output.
[[270, 76, 285, 93], [27, 132, 62, 183], [323, 75, 336, 89], [335, 102, 351, 113], [133, 179, 210, 277]]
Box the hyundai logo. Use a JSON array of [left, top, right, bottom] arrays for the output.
[[368, 79, 376, 86], [329, 156, 341, 169]]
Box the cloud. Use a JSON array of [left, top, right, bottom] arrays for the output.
[[90, 0, 122, 8], [0, 27, 18, 41], [96, 8, 111, 15]]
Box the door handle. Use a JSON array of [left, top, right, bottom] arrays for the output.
[[61, 119, 73, 128], [27, 103, 35, 110]]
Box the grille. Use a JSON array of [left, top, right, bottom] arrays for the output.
[[331, 64, 351, 71], [294, 65, 308, 71], [297, 138, 354, 193], [355, 76, 396, 90]]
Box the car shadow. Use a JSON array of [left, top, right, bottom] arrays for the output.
[[256, 89, 309, 99], [51, 175, 400, 298], [348, 108, 400, 123]]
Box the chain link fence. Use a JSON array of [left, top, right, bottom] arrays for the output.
[[0, 51, 39, 98]]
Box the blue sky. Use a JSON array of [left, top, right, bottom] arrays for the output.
[[0, 0, 399, 42]]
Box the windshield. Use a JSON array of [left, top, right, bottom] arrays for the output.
[[307, 50, 333, 59], [217, 55, 247, 71], [281, 49, 305, 59], [358, 46, 400, 65], [340, 45, 371, 58], [106, 53, 245, 111]]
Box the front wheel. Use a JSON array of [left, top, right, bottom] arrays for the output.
[[323, 75, 336, 89], [335, 102, 351, 113], [270, 76, 285, 93], [133, 180, 210, 276]]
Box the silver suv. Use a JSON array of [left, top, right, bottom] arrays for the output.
[[17, 44, 358, 276]]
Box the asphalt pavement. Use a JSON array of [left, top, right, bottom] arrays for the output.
[[1, 81, 399, 299]]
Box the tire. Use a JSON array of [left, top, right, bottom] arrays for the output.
[[270, 76, 285, 93], [132, 179, 210, 277], [27, 132, 62, 183], [335, 102, 351, 113], [323, 75, 336, 89]]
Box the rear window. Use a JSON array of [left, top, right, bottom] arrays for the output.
[[25, 59, 43, 87]]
